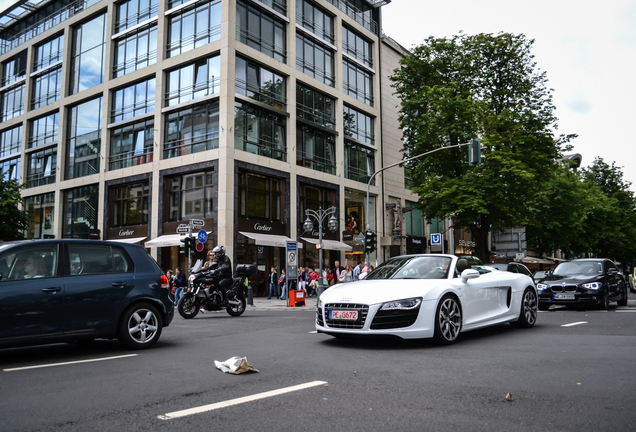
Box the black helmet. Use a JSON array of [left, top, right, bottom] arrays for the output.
[[212, 245, 225, 259]]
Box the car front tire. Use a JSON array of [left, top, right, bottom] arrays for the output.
[[511, 288, 538, 328], [618, 284, 628, 306], [433, 295, 462, 345], [118, 303, 162, 349]]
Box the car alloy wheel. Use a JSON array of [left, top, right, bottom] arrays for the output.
[[118, 303, 162, 349], [512, 288, 538, 328], [434, 295, 462, 345]]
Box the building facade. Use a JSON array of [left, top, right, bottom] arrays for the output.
[[0, 0, 403, 294]]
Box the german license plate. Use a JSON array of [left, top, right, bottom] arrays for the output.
[[329, 310, 358, 320], [554, 293, 575, 300]]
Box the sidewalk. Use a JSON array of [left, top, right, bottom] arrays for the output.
[[248, 294, 317, 311]]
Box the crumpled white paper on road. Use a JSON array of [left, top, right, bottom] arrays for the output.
[[214, 356, 259, 374]]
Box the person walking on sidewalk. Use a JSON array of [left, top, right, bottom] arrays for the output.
[[268, 267, 278, 299], [173, 267, 187, 306], [279, 269, 287, 300]]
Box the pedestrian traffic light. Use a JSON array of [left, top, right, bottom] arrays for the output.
[[364, 230, 376, 253], [469, 139, 481, 166]]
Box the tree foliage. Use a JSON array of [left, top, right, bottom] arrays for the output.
[[0, 177, 31, 241], [391, 33, 571, 261]]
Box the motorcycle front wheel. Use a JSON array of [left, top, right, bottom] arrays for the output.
[[178, 293, 201, 319], [226, 294, 246, 317]]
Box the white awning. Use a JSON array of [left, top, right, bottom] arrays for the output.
[[301, 237, 352, 251], [110, 237, 147, 244], [144, 232, 211, 248], [239, 232, 302, 248]]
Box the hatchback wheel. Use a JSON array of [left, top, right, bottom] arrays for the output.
[[118, 303, 162, 349]]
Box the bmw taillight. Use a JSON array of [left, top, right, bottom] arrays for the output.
[[161, 274, 169, 290]]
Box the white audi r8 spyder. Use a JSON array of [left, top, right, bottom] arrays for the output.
[[316, 254, 538, 344]]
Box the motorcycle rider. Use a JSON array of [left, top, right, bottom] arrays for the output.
[[207, 245, 232, 303]]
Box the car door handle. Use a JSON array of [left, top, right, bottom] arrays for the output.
[[41, 287, 62, 293], [112, 282, 128, 287]]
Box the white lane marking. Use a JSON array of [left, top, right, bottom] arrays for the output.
[[616, 309, 636, 312], [3, 354, 139, 372], [561, 321, 587, 327], [158, 380, 328, 420]]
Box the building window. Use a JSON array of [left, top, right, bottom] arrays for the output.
[[299, 184, 336, 227], [343, 59, 373, 105], [109, 182, 149, 227], [24, 193, 55, 239], [0, 125, 21, 158], [344, 142, 374, 184], [31, 67, 62, 109], [26, 147, 56, 187], [112, 78, 156, 123], [295, 33, 335, 87], [235, 57, 286, 110], [405, 200, 424, 237], [70, 14, 107, 94], [2, 50, 27, 87], [236, 0, 286, 63], [0, 158, 20, 181], [342, 25, 372, 68], [164, 170, 214, 222], [296, 84, 335, 130], [297, 126, 336, 175], [110, 119, 154, 170], [167, 0, 221, 58], [238, 171, 284, 222], [67, 97, 102, 179], [62, 184, 99, 239], [166, 56, 220, 107], [113, 25, 158, 78], [296, 0, 334, 43], [115, 0, 159, 33], [29, 112, 59, 149], [1, 84, 25, 121], [234, 101, 286, 161], [164, 101, 219, 159], [343, 105, 374, 145], [33, 34, 64, 71], [324, 0, 377, 34]]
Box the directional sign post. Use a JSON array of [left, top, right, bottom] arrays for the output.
[[191, 219, 205, 228], [176, 224, 189, 234]]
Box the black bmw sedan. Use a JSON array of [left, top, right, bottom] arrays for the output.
[[536, 259, 628, 310]]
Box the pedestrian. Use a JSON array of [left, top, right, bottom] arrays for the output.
[[166, 269, 174, 293], [268, 266, 278, 299], [203, 249, 216, 269], [353, 262, 362, 281], [326, 268, 334, 286], [362, 261, 369, 274], [339, 263, 353, 283], [173, 267, 187, 306], [369, 265, 374, 272], [332, 260, 344, 284], [309, 268, 319, 297], [279, 269, 287, 300], [298, 266, 307, 294]]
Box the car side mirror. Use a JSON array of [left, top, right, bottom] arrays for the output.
[[461, 269, 480, 282], [608, 268, 618, 275]]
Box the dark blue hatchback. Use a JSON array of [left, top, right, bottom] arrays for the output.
[[0, 239, 174, 349]]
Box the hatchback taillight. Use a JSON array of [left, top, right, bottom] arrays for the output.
[[160, 274, 169, 290]]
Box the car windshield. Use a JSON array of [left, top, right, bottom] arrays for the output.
[[554, 261, 603, 276], [365, 256, 452, 280]]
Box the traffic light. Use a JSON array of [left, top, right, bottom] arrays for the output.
[[469, 139, 481, 166], [180, 235, 195, 255], [364, 230, 376, 253]]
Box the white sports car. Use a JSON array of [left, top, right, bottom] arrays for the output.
[[316, 254, 538, 344]]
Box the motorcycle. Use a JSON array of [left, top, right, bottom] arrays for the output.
[[178, 262, 256, 319]]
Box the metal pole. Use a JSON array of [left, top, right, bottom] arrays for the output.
[[365, 142, 473, 263], [318, 213, 323, 297]]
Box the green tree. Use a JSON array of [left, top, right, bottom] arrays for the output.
[[391, 33, 572, 261], [0, 177, 31, 241]]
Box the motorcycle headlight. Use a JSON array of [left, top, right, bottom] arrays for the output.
[[380, 297, 422, 311], [188, 275, 196, 281], [583, 282, 601, 290], [537, 283, 547, 292]]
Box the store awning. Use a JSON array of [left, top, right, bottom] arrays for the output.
[[110, 237, 147, 244], [144, 232, 211, 248], [239, 232, 302, 248], [301, 237, 353, 251]]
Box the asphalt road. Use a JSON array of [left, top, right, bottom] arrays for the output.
[[2, 299, 636, 431]]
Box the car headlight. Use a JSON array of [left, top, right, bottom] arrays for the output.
[[583, 282, 601, 290], [317, 299, 323, 309], [537, 283, 547, 292], [380, 297, 422, 311]]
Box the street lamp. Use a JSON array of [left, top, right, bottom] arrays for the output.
[[303, 206, 338, 297]]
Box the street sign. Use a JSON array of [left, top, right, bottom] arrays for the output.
[[196, 242, 204, 252], [176, 224, 189, 234], [356, 232, 365, 245], [191, 219, 205, 228], [197, 229, 208, 243], [431, 233, 442, 245], [286, 241, 298, 266]]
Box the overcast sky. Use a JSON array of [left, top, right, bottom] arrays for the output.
[[1, 0, 634, 191], [381, 0, 636, 192]]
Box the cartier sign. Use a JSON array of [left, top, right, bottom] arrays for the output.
[[107, 225, 148, 240], [237, 218, 284, 235], [254, 223, 273, 232]]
